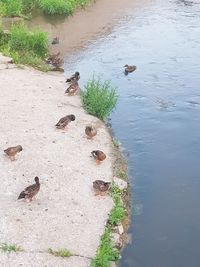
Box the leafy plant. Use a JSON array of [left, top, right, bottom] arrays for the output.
[[48, 248, 73, 257], [108, 205, 125, 226], [91, 227, 119, 267], [0, 243, 23, 253], [9, 24, 48, 57], [81, 76, 118, 120], [0, 0, 23, 17]]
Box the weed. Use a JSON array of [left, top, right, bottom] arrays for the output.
[[108, 205, 125, 226], [9, 24, 48, 57], [91, 227, 119, 267], [116, 169, 127, 180], [0, 24, 49, 70], [0, 243, 23, 253], [112, 138, 121, 148], [48, 248, 73, 257], [81, 76, 118, 120], [0, 0, 23, 17]]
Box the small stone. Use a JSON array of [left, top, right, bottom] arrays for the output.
[[113, 176, 128, 190], [110, 262, 117, 267], [0, 53, 13, 64], [118, 223, 124, 235], [111, 233, 123, 248]]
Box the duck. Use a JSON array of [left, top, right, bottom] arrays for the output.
[[46, 53, 63, 69], [4, 145, 23, 161], [66, 72, 80, 83], [91, 150, 106, 164], [93, 180, 111, 196], [124, 64, 137, 75], [55, 114, 76, 130], [46, 52, 60, 64], [65, 80, 79, 96], [18, 177, 40, 202], [85, 126, 97, 139], [51, 37, 59, 45]]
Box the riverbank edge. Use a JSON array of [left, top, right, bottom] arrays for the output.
[[0, 53, 131, 267]]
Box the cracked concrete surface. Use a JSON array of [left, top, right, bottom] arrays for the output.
[[0, 58, 113, 266]]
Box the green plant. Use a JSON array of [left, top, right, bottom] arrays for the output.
[[0, 24, 50, 70], [91, 227, 119, 267], [108, 205, 125, 226], [116, 170, 127, 180], [9, 24, 48, 57], [108, 183, 125, 225], [81, 76, 118, 120], [0, 0, 23, 17], [0, 243, 23, 253], [112, 138, 121, 148], [38, 0, 73, 15], [48, 248, 73, 257]]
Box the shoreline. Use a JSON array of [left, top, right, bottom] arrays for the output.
[[0, 54, 129, 267]]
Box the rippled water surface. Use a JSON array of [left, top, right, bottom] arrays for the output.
[[64, 0, 200, 266]]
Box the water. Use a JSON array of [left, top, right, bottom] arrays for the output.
[[45, 0, 200, 265], [63, 1, 200, 266], [63, 0, 200, 266]]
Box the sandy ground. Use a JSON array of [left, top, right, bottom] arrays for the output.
[[0, 56, 114, 266]]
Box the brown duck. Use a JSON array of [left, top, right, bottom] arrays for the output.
[[93, 180, 111, 196], [55, 114, 76, 130], [85, 126, 97, 139], [124, 64, 137, 75], [91, 150, 106, 164], [65, 80, 79, 96], [18, 177, 40, 202], [66, 72, 80, 83], [4, 145, 23, 161]]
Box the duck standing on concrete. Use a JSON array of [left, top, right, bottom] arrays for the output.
[[124, 64, 137, 75], [55, 114, 76, 130], [4, 145, 23, 161], [85, 126, 97, 139], [65, 80, 79, 96], [91, 150, 106, 164], [18, 177, 40, 202], [93, 180, 111, 196], [66, 72, 80, 83]]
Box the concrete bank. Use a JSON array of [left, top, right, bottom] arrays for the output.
[[0, 55, 116, 266]]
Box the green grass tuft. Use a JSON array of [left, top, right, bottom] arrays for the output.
[[109, 184, 125, 226], [81, 76, 118, 120], [0, 243, 24, 253], [0, 24, 49, 70], [91, 227, 120, 267], [108, 205, 125, 226], [9, 24, 48, 57], [48, 248, 73, 257], [0, 0, 23, 17]]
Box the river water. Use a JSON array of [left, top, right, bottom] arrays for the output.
[[63, 1, 200, 266], [18, 0, 200, 266]]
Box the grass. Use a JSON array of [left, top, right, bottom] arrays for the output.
[[81, 76, 118, 120], [91, 184, 125, 267], [91, 227, 120, 267], [0, 24, 50, 71], [0, 243, 24, 253], [0, 0, 89, 17], [48, 248, 73, 257], [116, 169, 127, 180]]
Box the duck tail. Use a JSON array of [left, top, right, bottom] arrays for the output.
[[17, 191, 26, 200], [66, 78, 71, 83]]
